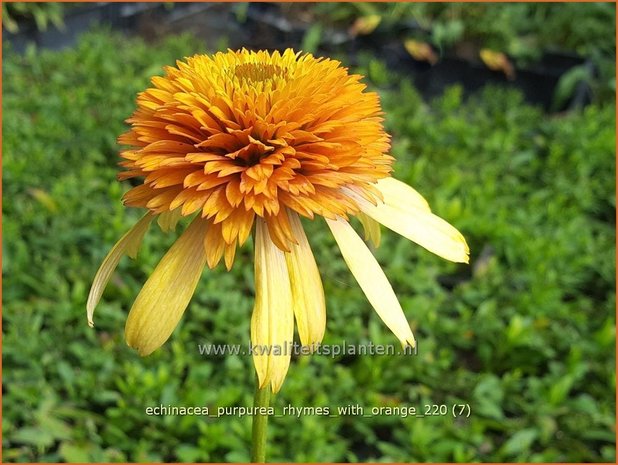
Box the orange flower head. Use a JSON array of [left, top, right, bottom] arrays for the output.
[[119, 49, 392, 268]]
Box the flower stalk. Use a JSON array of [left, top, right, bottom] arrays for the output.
[[251, 382, 271, 463]]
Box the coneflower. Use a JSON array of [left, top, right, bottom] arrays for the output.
[[87, 48, 469, 396]]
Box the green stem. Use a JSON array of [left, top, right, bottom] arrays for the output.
[[251, 381, 271, 463]]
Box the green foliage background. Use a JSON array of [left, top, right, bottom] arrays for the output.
[[3, 28, 616, 463]]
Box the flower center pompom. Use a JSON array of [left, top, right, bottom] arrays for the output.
[[233, 62, 288, 85], [118, 49, 392, 267]]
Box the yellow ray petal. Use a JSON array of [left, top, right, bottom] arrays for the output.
[[347, 179, 469, 263], [157, 208, 182, 232], [357, 211, 381, 248], [326, 217, 416, 348], [125, 218, 208, 356], [251, 218, 294, 393], [286, 211, 326, 349], [375, 177, 431, 212], [87, 213, 154, 327]]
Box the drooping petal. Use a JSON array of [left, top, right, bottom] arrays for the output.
[[204, 220, 226, 269], [285, 211, 326, 349], [346, 179, 469, 263], [326, 216, 416, 348], [157, 208, 182, 232], [87, 213, 154, 327], [374, 177, 431, 212], [357, 211, 381, 248], [251, 218, 294, 393], [125, 218, 208, 356], [223, 239, 237, 271]]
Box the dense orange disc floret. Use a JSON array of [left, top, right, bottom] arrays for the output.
[[118, 49, 392, 268]]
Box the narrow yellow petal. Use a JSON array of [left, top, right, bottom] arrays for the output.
[[251, 218, 294, 393], [87, 213, 153, 327], [285, 211, 326, 349], [347, 179, 470, 263], [357, 211, 381, 248], [224, 239, 237, 271], [375, 177, 431, 212], [125, 218, 208, 356], [157, 208, 182, 232], [326, 217, 416, 348]]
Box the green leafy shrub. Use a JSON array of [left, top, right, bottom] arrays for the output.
[[2, 2, 65, 33], [313, 2, 615, 60], [312, 2, 616, 103], [3, 31, 615, 462]]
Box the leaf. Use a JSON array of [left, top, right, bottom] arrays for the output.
[[480, 49, 516, 80], [473, 374, 505, 420], [175, 445, 203, 462], [350, 15, 381, 36], [29, 188, 58, 213], [431, 19, 464, 48], [12, 427, 56, 448], [301, 24, 323, 54], [2, 4, 19, 33], [404, 39, 438, 65], [233, 3, 249, 23], [59, 443, 91, 462], [552, 65, 592, 111], [500, 428, 538, 457]]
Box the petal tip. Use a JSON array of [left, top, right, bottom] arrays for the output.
[[459, 243, 471, 264], [256, 370, 269, 390], [299, 340, 324, 354], [270, 376, 285, 394], [86, 304, 95, 328], [403, 336, 416, 349], [127, 339, 155, 357]]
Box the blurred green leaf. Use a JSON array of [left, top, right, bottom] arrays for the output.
[[301, 23, 323, 54], [552, 64, 593, 110], [500, 428, 538, 457]]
